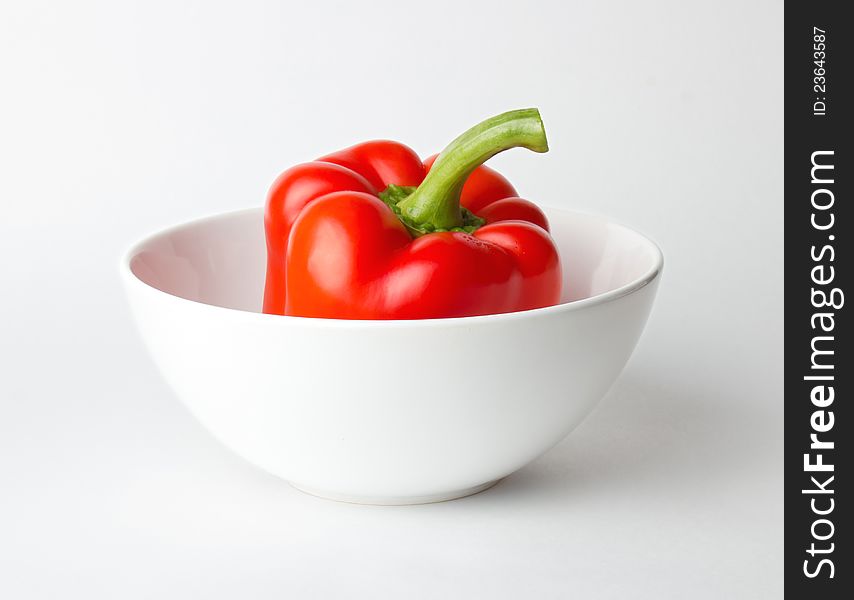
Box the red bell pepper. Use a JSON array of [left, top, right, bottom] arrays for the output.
[[263, 108, 561, 319]]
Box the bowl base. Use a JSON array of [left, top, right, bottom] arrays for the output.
[[289, 479, 501, 505]]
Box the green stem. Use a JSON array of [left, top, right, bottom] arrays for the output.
[[397, 108, 548, 232]]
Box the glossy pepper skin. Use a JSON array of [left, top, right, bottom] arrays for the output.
[[263, 109, 561, 319]]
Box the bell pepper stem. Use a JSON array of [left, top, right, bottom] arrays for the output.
[[397, 108, 548, 232]]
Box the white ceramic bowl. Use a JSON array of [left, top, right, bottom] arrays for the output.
[[121, 207, 662, 504]]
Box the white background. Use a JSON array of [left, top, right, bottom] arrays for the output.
[[1, 1, 782, 598]]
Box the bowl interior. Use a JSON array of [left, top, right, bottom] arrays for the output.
[[127, 207, 660, 313]]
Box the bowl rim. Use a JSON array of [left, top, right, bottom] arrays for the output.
[[120, 205, 663, 328]]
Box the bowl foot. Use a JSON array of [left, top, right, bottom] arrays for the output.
[[289, 479, 501, 505]]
